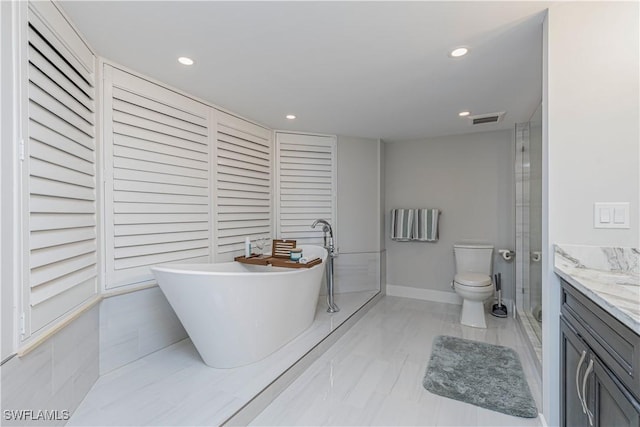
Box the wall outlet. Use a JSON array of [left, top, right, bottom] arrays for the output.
[[594, 202, 630, 229]]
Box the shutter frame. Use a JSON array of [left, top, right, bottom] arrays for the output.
[[104, 66, 212, 289], [23, 1, 98, 336], [213, 111, 273, 261]]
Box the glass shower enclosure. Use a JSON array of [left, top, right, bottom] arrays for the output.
[[515, 103, 543, 366]]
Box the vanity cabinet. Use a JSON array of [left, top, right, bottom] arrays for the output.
[[560, 280, 640, 427]]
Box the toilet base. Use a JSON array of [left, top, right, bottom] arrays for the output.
[[460, 299, 487, 329]]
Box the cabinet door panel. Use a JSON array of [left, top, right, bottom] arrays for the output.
[[561, 318, 591, 427], [593, 358, 640, 427]]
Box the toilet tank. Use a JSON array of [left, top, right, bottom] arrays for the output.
[[454, 244, 494, 275]]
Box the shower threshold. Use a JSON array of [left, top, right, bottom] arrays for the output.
[[517, 309, 542, 375]]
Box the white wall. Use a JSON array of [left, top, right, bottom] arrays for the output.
[[334, 136, 383, 293], [385, 129, 515, 302], [547, 2, 639, 249], [543, 3, 639, 425]]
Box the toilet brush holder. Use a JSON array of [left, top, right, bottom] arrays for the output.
[[491, 273, 508, 318]]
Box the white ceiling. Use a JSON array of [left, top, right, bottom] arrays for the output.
[[60, 1, 548, 141]]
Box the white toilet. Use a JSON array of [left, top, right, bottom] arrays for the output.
[[453, 244, 494, 328]]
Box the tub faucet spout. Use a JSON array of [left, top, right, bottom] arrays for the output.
[[311, 218, 333, 239]]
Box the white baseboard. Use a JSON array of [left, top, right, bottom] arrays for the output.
[[386, 284, 462, 305]]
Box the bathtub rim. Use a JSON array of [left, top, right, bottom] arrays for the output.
[[150, 245, 327, 277]]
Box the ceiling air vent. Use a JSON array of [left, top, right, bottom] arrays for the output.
[[468, 111, 506, 125]]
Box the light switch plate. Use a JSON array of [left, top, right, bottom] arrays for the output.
[[594, 202, 630, 228]]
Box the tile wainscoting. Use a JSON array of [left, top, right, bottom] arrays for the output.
[[1, 305, 99, 426], [100, 287, 187, 374]]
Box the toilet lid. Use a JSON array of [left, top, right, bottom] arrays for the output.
[[454, 273, 492, 287]]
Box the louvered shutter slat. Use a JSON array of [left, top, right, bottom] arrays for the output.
[[114, 203, 208, 214], [115, 230, 209, 247], [30, 195, 95, 214], [30, 252, 96, 289], [113, 169, 208, 188], [29, 83, 94, 137], [112, 87, 206, 128], [112, 123, 207, 156], [27, 44, 94, 112], [114, 191, 208, 206], [114, 156, 208, 179], [113, 99, 208, 137], [30, 140, 94, 175], [30, 213, 95, 231], [112, 112, 206, 147], [31, 271, 96, 306], [29, 121, 94, 162], [114, 222, 207, 237], [114, 248, 209, 271], [29, 102, 93, 149], [113, 145, 207, 170], [28, 7, 94, 86], [31, 227, 96, 250], [30, 176, 95, 201]]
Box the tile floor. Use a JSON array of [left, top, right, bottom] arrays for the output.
[[69, 294, 542, 427], [250, 296, 542, 426], [68, 291, 378, 426]]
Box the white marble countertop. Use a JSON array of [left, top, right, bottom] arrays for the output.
[[555, 244, 640, 335]]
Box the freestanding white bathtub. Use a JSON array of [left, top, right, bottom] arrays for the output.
[[151, 245, 327, 368]]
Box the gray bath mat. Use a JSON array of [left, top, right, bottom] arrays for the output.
[[423, 335, 538, 418]]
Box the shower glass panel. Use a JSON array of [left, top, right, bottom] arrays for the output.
[[515, 103, 542, 363]]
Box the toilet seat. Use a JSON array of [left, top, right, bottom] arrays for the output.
[[454, 273, 492, 287]]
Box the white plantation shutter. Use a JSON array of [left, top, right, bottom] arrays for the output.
[[214, 112, 272, 261], [24, 2, 98, 334], [275, 133, 337, 246], [104, 67, 212, 288]]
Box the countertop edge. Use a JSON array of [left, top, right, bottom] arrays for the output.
[[554, 265, 640, 336]]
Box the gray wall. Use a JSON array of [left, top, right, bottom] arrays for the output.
[[334, 136, 383, 294], [543, 3, 639, 425], [385, 129, 515, 301]]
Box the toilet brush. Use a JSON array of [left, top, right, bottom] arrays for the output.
[[491, 273, 508, 318]]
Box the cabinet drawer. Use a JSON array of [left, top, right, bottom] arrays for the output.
[[561, 280, 640, 400]]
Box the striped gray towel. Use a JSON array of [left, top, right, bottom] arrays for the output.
[[390, 209, 414, 241], [413, 208, 439, 242]]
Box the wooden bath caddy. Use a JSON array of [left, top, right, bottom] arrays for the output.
[[234, 239, 322, 269], [234, 255, 322, 269]]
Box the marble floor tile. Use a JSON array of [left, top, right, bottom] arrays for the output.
[[69, 294, 541, 426], [250, 296, 543, 427], [68, 290, 377, 426]]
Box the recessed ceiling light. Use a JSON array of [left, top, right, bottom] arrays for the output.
[[178, 56, 194, 66], [458, 111, 471, 117], [450, 47, 469, 58], [286, 114, 296, 120]]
